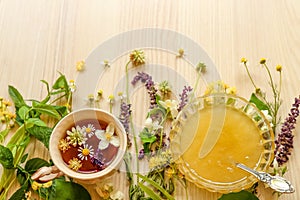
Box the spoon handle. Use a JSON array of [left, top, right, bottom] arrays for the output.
[[236, 163, 295, 193]]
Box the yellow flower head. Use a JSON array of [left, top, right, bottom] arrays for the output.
[[240, 57, 247, 64], [76, 60, 85, 71], [68, 157, 82, 171], [260, 58, 266, 64], [177, 48, 185, 57], [97, 90, 103, 97], [129, 50, 145, 66], [58, 138, 70, 153], [276, 65, 282, 72]]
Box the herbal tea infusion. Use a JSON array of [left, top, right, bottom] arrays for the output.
[[58, 119, 120, 173]]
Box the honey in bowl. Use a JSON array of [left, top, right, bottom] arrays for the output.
[[171, 94, 274, 193]]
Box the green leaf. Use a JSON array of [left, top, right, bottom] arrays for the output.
[[32, 103, 61, 119], [0, 145, 14, 169], [25, 118, 47, 128], [20, 153, 28, 163], [52, 74, 68, 90], [8, 187, 27, 200], [41, 79, 50, 94], [8, 85, 26, 109], [137, 174, 175, 200], [16, 168, 28, 186], [49, 179, 91, 200], [139, 129, 157, 144], [138, 182, 161, 200], [53, 105, 68, 117], [249, 93, 269, 112], [27, 126, 52, 148], [25, 158, 50, 174], [18, 106, 30, 120], [0, 128, 10, 142], [218, 190, 259, 200]]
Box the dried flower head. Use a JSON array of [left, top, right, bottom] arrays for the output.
[[241, 57, 248, 64], [66, 126, 86, 147], [68, 157, 82, 171], [129, 50, 145, 66], [260, 58, 267, 64], [102, 60, 110, 68], [178, 85, 193, 111], [177, 48, 185, 57], [276, 65, 282, 72], [196, 62, 207, 73], [159, 81, 172, 96], [58, 138, 71, 153], [76, 60, 85, 71]]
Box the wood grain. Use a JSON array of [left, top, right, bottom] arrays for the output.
[[1, 0, 300, 199]]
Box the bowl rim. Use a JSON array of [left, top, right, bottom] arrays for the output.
[[171, 93, 275, 193], [49, 108, 127, 181]]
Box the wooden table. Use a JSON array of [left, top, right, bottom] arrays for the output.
[[1, 1, 300, 199]]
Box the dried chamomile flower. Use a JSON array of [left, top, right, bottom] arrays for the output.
[[68, 157, 82, 171], [58, 138, 70, 153]]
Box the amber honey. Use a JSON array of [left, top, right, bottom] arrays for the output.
[[181, 106, 263, 183]]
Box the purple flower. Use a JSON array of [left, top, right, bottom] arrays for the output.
[[132, 72, 158, 109], [138, 149, 145, 160], [178, 86, 193, 111], [119, 101, 132, 147], [274, 96, 300, 166]]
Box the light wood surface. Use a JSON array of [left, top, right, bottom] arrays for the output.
[[1, 0, 300, 199]]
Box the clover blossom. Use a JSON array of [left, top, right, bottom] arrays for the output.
[[274, 96, 300, 166], [178, 86, 193, 111]]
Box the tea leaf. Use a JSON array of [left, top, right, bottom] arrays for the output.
[[218, 190, 259, 200], [18, 106, 30, 120], [25, 158, 50, 174], [27, 126, 52, 149], [8, 85, 26, 109], [0, 145, 14, 169], [49, 179, 91, 200]]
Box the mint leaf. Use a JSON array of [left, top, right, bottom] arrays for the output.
[[18, 106, 30, 120], [25, 158, 50, 174], [218, 190, 259, 200], [32, 103, 61, 119], [25, 118, 47, 128], [8, 85, 26, 109], [0, 145, 14, 169], [52, 74, 68, 90], [249, 93, 269, 112], [27, 126, 52, 148]]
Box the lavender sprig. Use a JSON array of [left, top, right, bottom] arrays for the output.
[[178, 86, 193, 111], [274, 96, 300, 166], [132, 72, 158, 109], [119, 101, 132, 147]]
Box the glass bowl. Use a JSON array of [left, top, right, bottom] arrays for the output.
[[170, 93, 274, 193]]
